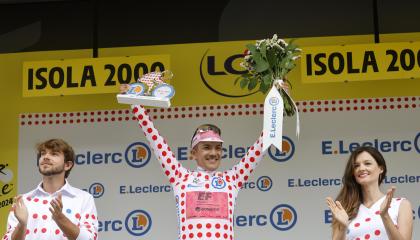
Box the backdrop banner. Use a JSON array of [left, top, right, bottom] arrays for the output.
[[18, 96, 420, 239]]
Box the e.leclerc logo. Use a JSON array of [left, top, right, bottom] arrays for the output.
[[75, 142, 151, 168], [268, 136, 295, 162], [242, 176, 273, 192], [88, 182, 105, 198], [321, 132, 420, 155], [199, 49, 257, 98], [234, 203, 297, 231], [99, 209, 152, 236]]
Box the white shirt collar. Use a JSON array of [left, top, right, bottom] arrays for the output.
[[32, 179, 76, 197]]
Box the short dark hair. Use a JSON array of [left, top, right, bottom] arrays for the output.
[[37, 139, 75, 178]]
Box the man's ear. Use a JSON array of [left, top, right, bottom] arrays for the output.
[[64, 161, 74, 171]]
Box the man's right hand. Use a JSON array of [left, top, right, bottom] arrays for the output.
[[13, 195, 28, 226]]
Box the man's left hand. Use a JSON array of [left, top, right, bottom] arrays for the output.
[[50, 193, 66, 222]]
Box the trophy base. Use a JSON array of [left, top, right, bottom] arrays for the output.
[[117, 94, 171, 108]]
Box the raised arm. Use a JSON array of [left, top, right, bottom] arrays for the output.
[[230, 132, 264, 189], [3, 195, 28, 240], [380, 187, 413, 240], [131, 105, 188, 185]]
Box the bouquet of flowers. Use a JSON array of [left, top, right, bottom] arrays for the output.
[[235, 34, 301, 116]]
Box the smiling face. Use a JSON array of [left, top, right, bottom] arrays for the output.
[[353, 151, 384, 186], [38, 149, 73, 177], [191, 141, 223, 171]]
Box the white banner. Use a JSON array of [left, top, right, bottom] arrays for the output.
[[18, 97, 420, 239]]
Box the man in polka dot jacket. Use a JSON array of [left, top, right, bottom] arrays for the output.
[[131, 104, 265, 240], [3, 139, 98, 240]]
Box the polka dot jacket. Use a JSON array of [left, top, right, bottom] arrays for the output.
[[3, 181, 98, 240], [132, 105, 265, 240]]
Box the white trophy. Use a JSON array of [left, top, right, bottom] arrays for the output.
[[117, 70, 175, 108]]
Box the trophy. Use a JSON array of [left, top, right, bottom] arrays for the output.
[[117, 70, 175, 108]]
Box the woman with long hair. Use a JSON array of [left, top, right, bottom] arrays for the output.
[[326, 146, 413, 240]]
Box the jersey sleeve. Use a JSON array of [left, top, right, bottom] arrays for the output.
[[131, 105, 189, 186], [230, 132, 264, 189], [75, 194, 98, 240], [2, 210, 18, 240]]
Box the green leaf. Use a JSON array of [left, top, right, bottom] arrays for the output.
[[253, 52, 269, 72], [248, 78, 258, 90], [260, 41, 267, 59], [266, 50, 277, 69], [263, 74, 272, 85], [246, 44, 257, 55], [234, 76, 242, 85], [240, 78, 249, 89]]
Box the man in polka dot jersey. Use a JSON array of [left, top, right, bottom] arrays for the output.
[[132, 104, 265, 240], [3, 139, 98, 240]]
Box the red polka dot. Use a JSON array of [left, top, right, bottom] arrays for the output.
[[197, 223, 202, 229], [206, 232, 212, 237], [75, 213, 81, 219], [354, 223, 360, 227], [55, 229, 60, 234], [215, 223, 221, 229], [188, 224, 193, 230], [364, 234, 370, 239], [197, 232, 203, 238], [33, 213, 38, 219], [42, 215, 47, 220], [34, 198, 39, 202], [375, 230, 381, 235], [189, 233, 194, 238], [365, 218, 371, 222], [41, 228, 47, 233], [206, 223, 212, 229]]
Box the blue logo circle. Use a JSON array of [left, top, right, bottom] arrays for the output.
[[270, 204, 297, 231], [88, 182, 105, 198], [269, 97, 280, 106], [414, 132, 420, 154], [268, 136, 295, 162], [211, 177, 226, 189], [256, 176, 273, 192], [125, 142, 151, 168], [125, 209, 152, 236]]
